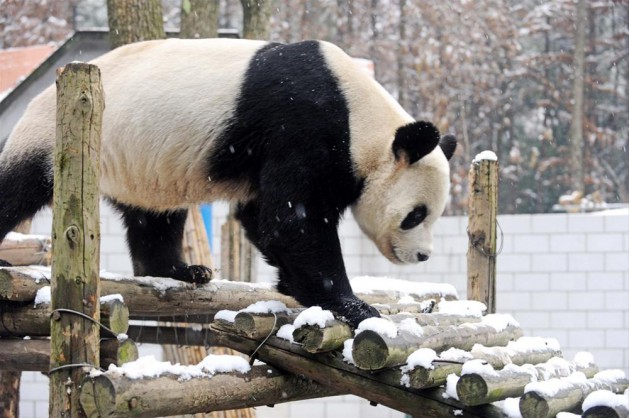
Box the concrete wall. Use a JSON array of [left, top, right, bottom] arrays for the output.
[[18, 203, 628, 418]]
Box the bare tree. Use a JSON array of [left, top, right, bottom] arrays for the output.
[[569, 0, 587, 194], [106, 0, 165, 48], [180, 0, 219, 38], [240, 0, 272, 39]]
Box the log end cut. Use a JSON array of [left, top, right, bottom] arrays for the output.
[[456, 373, 489, 406], [352, 331, 389, 370], [519, 391, 550, 418]]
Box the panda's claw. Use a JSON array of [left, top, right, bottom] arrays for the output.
[[323, 296, 380, 329], [171, 264, 213, 285]]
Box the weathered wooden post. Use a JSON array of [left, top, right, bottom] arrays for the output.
[[49, 62, 104, 417], [467, 151, 499, 313]]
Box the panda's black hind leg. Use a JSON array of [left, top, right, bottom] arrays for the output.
[[110, 201, 212, 284], [0, 152, 54, 251]]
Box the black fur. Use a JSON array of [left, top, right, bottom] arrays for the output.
[[212, 41, 377, 326], [439, 134, 458, 161], [0, 151, 53, 242], [393, 121, 441, 164], [108, 200, 212, 284]]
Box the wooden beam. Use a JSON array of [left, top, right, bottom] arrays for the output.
[[210, 322, 504, 418], [467, 156, 498, 313], [49, 62, 104, 418], [0, 233, 51, 266], [0, 338, 138, 372], [80, 365, 343, 417]]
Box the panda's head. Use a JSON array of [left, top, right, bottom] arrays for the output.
[[351, 121, 456, 264]]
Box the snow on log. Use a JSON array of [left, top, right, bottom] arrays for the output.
[[80, 363, 339, 417], [582, 390, 629, 418], [352, 314, 522, 370], [456, 356, 599, 406], [350, 276, 458, 303], [519, 370, 629, 418], [0, 232, 52, 266], [0, 338, 138, 372]]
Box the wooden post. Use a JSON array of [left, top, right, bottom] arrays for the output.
[[467, 153, 499, 313], [221, 203, 255, 282], [49, 62, 104, 418]]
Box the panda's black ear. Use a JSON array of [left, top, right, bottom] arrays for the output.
[[392, 121, 440, 165], [439, 134, 457, 161]]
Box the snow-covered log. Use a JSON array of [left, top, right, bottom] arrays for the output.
[[0, 232, 51, 266], [457, 357, 599, 406], [352, 314, 522, 370], [583, 405, 629, 418], [80, 364, 340, 418], [0, 338, 138, 372], [519, 371, 629, 418], [403, 337, 562, 390]]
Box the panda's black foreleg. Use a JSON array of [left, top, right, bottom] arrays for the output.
[[109, 201, 212, 284], [0, 152, 54, 253]]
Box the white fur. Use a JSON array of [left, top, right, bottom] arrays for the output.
[[3, 38, 266, 210], [320, 42, 451, 264]]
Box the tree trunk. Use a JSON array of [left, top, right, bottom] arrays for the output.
[[240, 0, 272, 40], [180, 0, 219, 39], [568, 0, 587, 194], [50, 63, 104, 418], [106, 0, 165, 48]]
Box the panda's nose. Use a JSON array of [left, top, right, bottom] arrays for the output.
[[417, 253, 429, 262]]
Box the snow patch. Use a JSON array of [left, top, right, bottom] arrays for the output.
[[293, 306, 334, 329], [443, 374, 460, 400], [481, 314, 519, 331], [593, 369, 625, 382], [493, 398, 523, 418], [437, 300, 486, 317], [582, 390, 629, 411], [350, 276, 458, 299], [215, 310, 238, 323], [397, 318, 424, 337], [34, 286, 51, 307], [524, 372, 587, 397], [461, 359, 499, 377], [100, 294, 124, 303], [405, 348, 437, 370], [342, 339, 355, 365], [276, 324, 295, 344], [473, 150, 498, 163], [105, 354, 250, 380], [355, 317, 397, 338], [241, 300, 292, 314], [573, 351, 594, 368]]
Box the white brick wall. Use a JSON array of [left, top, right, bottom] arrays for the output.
[[18, 204, 629, 417]]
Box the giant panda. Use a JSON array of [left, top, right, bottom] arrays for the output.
[[0, 38, 456, 327]]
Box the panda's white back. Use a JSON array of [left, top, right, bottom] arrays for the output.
[[4, 38, 266, 210]]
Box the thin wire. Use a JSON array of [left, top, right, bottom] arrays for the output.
[[249, 313, 278, 365], [467, 218, 504, 259], [49, 363, 105, 374], [51, 308, 118, 337]]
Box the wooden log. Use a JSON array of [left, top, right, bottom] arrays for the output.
[[210, 324, 504, 418], [0, 233, 52, 266], [583, 405, 629, 418], [352, 319, 522, 370], [126, 324, 219, 347], [50, 62, 104, 418], [233, 311, 293, 339], [0, 300, 129, 337], [457, 358, 599, 406], [0, 268, 50, 302], [0, 338, 138, 372], [79, 365, 342, 417], [0, 370, 21, 418], [467, 155, 498, 313], [292, 320, 353, 353], [100, 338, 139, 368], [386, 312, 481, 327], [520, 376, 629, 418], [405, 340, 561, 390]]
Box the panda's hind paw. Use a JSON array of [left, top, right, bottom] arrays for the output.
[[172, 264, 213, 285]]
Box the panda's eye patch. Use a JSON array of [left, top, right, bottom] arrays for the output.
[[401, 205, 428, 230]]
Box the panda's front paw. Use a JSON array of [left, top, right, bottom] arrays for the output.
[[0, 259, 13, 267], [324, 296, 380, 329], [171, 264, 213, 285]]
